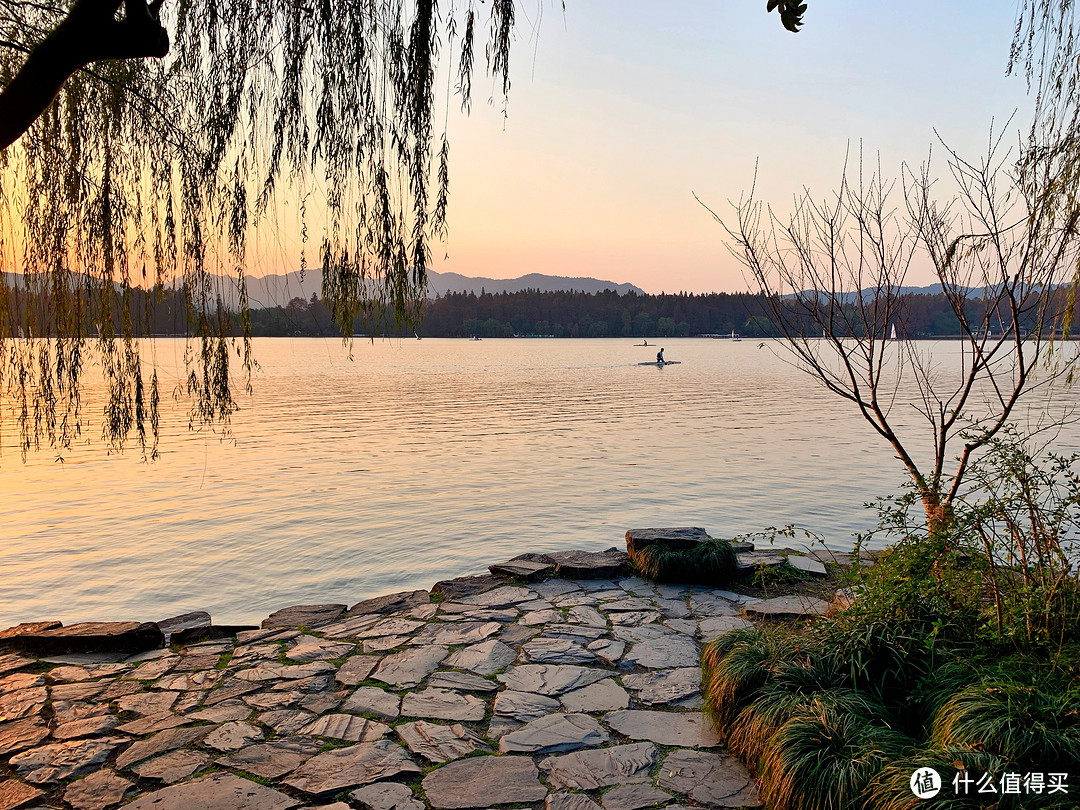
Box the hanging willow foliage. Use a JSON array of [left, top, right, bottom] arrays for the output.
[[0, 0, 520, 459]]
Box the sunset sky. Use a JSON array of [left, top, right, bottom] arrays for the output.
[[249, 1, 1034, 296]]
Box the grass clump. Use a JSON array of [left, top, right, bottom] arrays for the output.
[[630, 537, 737, 585]]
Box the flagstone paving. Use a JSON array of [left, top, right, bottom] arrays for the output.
[[0, 559, 821, 809]]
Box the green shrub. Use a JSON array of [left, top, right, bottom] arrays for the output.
[[758, 702, 914, 810], [629, 537, 737, 585]]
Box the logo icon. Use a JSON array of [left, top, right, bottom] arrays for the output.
[[910, 768, 942, 799]]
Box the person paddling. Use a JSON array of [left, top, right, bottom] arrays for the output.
[[656, 348, 665, 364]]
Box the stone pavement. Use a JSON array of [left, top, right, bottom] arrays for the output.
[[0, 567, 802, 810]]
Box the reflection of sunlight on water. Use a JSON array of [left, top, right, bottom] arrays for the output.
[[2, 337, 1079, 625]]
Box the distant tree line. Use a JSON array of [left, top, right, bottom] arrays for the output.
[[247, 288, 1080, 339], [7, 283, 1076, 339]]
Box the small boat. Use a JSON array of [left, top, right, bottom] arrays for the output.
[[638, 361, 681, 366], [731, 330, 742, 342], [471, 335, 482, 341], [889, 324, 898, 341]]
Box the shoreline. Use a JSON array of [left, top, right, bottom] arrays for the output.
[[0, 540, 855, 810]]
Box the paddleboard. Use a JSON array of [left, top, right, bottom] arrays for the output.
[[638, 361, 681, 366]]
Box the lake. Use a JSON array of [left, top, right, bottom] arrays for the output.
[[2, 337, 1077, 626]]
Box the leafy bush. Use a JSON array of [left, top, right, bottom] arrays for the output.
[[629, 537, 737, 585]]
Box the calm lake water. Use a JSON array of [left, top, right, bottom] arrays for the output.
[[2, 337, 1078, 626]]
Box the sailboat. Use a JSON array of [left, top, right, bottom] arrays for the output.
[[889, 324, 898, 341], [731, 330, 742, 342]]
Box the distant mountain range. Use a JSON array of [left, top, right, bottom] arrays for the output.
[[229, 269, 645, 309]]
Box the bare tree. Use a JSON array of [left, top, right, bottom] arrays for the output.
[[710, 135, 1080, 534]]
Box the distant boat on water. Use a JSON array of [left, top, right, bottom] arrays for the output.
[[890, 324, 898, 341], [638, 360, 681, 366], [731, 330, 742, 342]]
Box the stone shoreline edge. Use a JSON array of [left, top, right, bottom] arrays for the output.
[[0, 534, 859, 810]]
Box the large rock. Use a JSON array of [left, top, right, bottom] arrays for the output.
[[155, 612, 211, 643], [3, 623, 163, 656], [261, 604, 346, 630], [421, 755, 548, 808], [548, 550, 627, 580], [625, 527, 709, 554], [123, 773, 299, 810], [349, 590, 431, 616], [0, 622, 62, 643]]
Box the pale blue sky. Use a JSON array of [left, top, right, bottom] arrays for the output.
[[257, 2, 1035, 294]]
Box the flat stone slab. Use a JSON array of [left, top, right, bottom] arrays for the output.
[[351, 781, 425, 810], [586, 639, 625, 664], [124, 773, 299, 810], [623, 633, 699, 669], [10, 736, 127, 783], [284, 739, 421, 796], [456, 586, 537, 607], [426, 671, 499, 692], [625, 527, 709, 554], [342, 686, 401, 719], [548, 794, 602, 810], [499, 712, 609, 754], [539, 742, 659, 790], [523, 637, 596, 665], [335, 655, 382, 686], [286, 635, 355, 661], [548, 550, 627, 580], [115, 726, 209, 769], [699, 616, 755, 640], [785, 555, 828, 577], [621, 668, 701, 705], [560, 678, 630, 713], [5, 623, 163, 656], [0, 779, 43, 810], [373, 646, 448, 688], [444, 639, 516, 675], [604, 710, 720, 747], [601, 783, 673, 810], [431, 574, 507, 600], [156, 611, 212, 642], [493, 690, 561, 722], [130, 749, 209, 784], [261, 604, 345, 629], [657, 749, 760, 808], [744, 595, 830, 620], [300, 714, 389, 742], [396, 721, 489, 763], [498, 664, 611, 696], [62, 768, 132, 810], [488, 559, 556, 581], [735, 552, 785, 570], [400, 688, 485, 721], [349, 590, 430, 616], [217, 739, 320, 779], [411, 622, 502, 646], [0, 717, 49, 755], [422, 755, 548, 808]]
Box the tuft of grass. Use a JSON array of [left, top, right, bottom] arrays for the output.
[[758, 702, 914, 810], [701, 626, 815, 729], [865, 747, 1020, 810], [630, 538, 737, 585], [930, 679, 1080, 770]]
